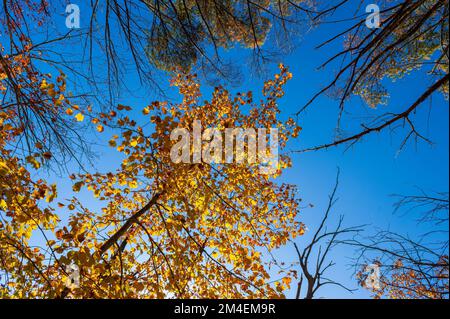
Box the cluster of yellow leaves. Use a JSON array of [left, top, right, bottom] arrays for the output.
[[61, 65, 304, 298], [0, 136, 63, 297], [1, 61, 304, 298], [0, 30, 93, 297]]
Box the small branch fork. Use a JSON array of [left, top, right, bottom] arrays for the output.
[[293, 170, 365, 298]]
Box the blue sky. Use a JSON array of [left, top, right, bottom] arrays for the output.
[[31, 1, 450, 298], [269, 8, 449, 298]]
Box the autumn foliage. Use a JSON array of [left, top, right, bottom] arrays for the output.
[[1, 0, 448, 300], [1, 55, 304, 297]]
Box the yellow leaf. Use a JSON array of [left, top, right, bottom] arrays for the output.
[[282, 277, 292, 286], [96, 124, 104, 133], [75, 113, 84, 122], [26, 156, 41, 169], [130, 139, 138, 147], [128, 180, 138, 189]]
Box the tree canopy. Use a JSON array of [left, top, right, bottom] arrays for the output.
[[0, 0, 448, 299]]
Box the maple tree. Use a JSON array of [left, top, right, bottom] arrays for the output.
[[1, 60, 304, 297]]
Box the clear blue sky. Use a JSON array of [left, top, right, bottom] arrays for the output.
[[35, 1, 449, 299]]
